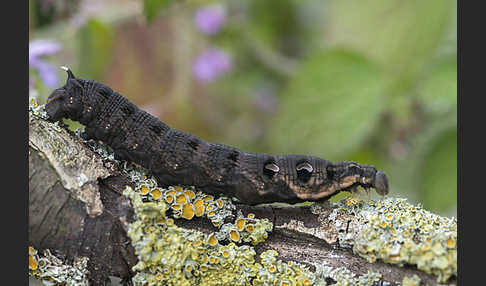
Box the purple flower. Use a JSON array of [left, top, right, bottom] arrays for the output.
[[29, 39, 61, 88], [192, 48, 232, 83], [194, 4, 226, 35]]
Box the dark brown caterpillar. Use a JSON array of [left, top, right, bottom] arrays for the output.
[[45, 68, 389, 205]]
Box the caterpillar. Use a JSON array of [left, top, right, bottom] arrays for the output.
[[45, 67, 389, 205]]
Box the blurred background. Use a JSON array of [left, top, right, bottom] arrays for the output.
[[29, 0, 457, 216]]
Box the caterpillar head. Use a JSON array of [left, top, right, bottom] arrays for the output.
[[45, 67, 85, 122]]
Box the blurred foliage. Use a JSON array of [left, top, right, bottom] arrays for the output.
[[29, 0, 457, 216], [143, 0, 174, 23], [76, 19, 114, 80]]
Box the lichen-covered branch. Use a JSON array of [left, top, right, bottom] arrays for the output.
[[28, 106, 457, 286]]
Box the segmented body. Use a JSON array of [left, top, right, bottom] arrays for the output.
[[45, 70, 389, 205]]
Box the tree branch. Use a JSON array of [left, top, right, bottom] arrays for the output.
[[28, 110, 457, 286]]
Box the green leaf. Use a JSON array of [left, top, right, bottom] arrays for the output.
[[76, 19, 114, 80], [266, 49, 388, 160], [418, 58, 457, 116], [419, 128, 457, 214], [143, 0, 174, 23], [327, 0, 454, 84]]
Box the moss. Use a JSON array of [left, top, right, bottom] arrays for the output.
[[28, 246, 89, 286]]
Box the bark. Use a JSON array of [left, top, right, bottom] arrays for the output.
[[28, 112, 456, 286]]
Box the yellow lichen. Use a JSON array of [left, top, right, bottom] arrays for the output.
[[446, 237, 455, 248], [176, 194, 187, 204], [182, 203, 195, 220], [230, 230, 240, 242], [29, 254, 38, 270], [173, 186, 183, 192], [216, 199, 224, 208], [150, 188, 162, 200], [208, 234, 218, 246], [140, 185, 150, 195], [29, 246, 37, 256], [236, 218, 246, 231], [164, 194, 175, 204], [203, 195, 214, 202], [184, 190, 196, 200], [194, 199, 205, 217]]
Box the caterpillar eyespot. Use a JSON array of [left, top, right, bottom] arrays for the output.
[[45, 68, 390, 205]]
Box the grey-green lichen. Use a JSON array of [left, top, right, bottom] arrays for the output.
[[402, 274, 421, 286], [316, 197, 457, 283], [313, 265, 382, 286], [28, 246, 89, 286], [121, 171, 392, 286]]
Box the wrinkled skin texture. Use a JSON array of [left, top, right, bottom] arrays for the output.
[[45, 69, 389, 205]]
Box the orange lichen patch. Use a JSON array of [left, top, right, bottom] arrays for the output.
[[140, 185, 150, 195], [145, 226, 156, 233], [201, 255, 209, 264], [423, 244, 431, 251], [194, 199, 205, 217], [155, 274, 163, 280], [200, 264, 209, 271], [236, 218, 246, 231], [203, 195, 214, 202], [185, 264, 193, 272], [222, 250, 230, 258], [28, 246, 37, 256], [386, 213, 394, 220], [380, 221, 387, 228], [29, 254, 38, 270], [172, 204, 182, 211], [176, 194, 187, 204], [164, 194, 175, 204], [207, 211, 216, 217], [184, 190, 196, 200], [173, 186, 184, 192], [209, 256, 217, 264], [206, 204, 215, 212], [167, 218, 174, 226], [246, 224, 255, 233], [391, 229, 397, 235], [182, 204, 195, 220], [230, 230, 240, 242], [150, 188, 162, 200], [208, 234, 218, 246], [193, 240, 202, 248], [280, 281, 290, 286], [216, 199, 224, 208], [287, 261, 293, 267], [247, 213, 255, 219], [303, 278, 312, 286], [30, 98, 38, 107], [446, 237, 456, 248], [166, 189, 177, 197], [155, 217, 166, 225], [268, 265, 277, 273]]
